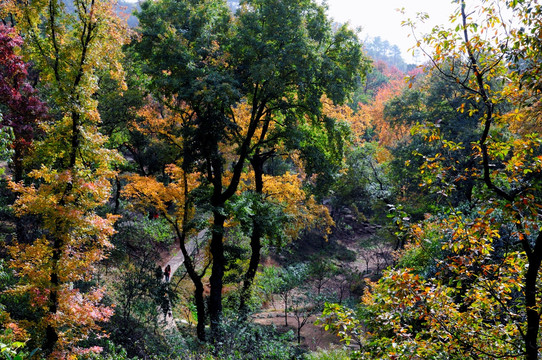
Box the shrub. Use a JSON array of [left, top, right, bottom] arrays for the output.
[[305, 347, 351, 360]]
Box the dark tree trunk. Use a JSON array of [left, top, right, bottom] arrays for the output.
[[15, 218, 28, 245], [239, 224, 262, 315], [524, 231, 542, 360], [194, 281, 206, 341], [239, 155, 265, 316], [113, 174, 121, 215], [283, 293, 288, 327], [174, 220, 206, 341], [13, 148, 30, 245], [209, 210, 226, 339], [44, 237, 61, 357]]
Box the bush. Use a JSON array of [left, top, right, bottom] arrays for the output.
[[209, 319, 305, 360], [78, 341, 137, 360], [305, 347, 351, 360], [0, 337, 38, 360]]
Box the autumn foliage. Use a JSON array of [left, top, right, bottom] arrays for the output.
[[5, 0, 542, 359], [0, 25, 47, 181]]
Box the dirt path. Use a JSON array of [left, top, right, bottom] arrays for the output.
[[160, 230, 206, 277], [159, 246, 186, 331], [161, 245, 185, 278], [159, 231, 206, 331]]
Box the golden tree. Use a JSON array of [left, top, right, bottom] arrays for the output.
[[2, 0, 129, 357]]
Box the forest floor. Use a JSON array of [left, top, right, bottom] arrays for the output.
[[159, 218, 391, 350], [253, 219, 391, 351], [252, 310, 340, 351]]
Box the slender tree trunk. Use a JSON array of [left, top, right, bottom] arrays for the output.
[[239, 156, 265, 316], [194, 282, 206, 341], [239, 226, 262, 317], [181, 257, 206, 341], [173, 220, 206, 341], [209, 210, 226, 339], [13, 147, 22, 184], [239, 225, 262, 315], [283, 293, 288, 327], [113, 174, 121, 215], [524, 231, 542, 360], [44, 238, 61, 357], [13, 147, 29, 245]]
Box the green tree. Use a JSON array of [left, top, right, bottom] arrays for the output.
[[133, 0, 368, 340], [385, 66, 487, 217]]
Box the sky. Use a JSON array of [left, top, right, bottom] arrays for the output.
[[321, 0, 459, 63]]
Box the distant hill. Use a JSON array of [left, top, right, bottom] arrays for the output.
[[364, 36, 415, 72]]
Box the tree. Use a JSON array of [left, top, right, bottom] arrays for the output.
[[383, 65, 488, 219], [322, 1, 542, 359], [408, 2, 542, 357], [2, 0, 129, 356], [134, 0, 368, 339], [0, 25, 48, 245], [290, 288, 325, 344], [228, 0, 367, 321], [358, 77, 408, 147], [122, 159, 207, 340], [0, 25, 47, 183], [121, 92, 206, 342], [257, 264, 308, 327]]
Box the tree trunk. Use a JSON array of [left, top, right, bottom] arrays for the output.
[[283, 293, 288, 327], [13, 146, 30, 245], [239, 224, 262, 316], [44, 237, 61, 357], [194, 281, 206, 341], [239, 156, 265, 316], [174, 222, 206, 341], [113, 174, 121, 215], [209, 210, 226, 339], [524, 232, 542, 360]]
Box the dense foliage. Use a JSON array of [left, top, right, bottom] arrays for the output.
[[1, 0, 542, 359]]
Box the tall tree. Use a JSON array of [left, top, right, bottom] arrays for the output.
[[323, 1, 542, 359], [412, 3, 542, 356], [2, 0, 129, 357], [121, 99, 210, 341], [134, 0, 367, 339], [134, 0, 236, 340], [229, 0, 367, 313]]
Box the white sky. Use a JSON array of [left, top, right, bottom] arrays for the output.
[[321, 0, 459, 63]]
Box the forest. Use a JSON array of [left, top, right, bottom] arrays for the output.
[[0, 0, 541, 359]]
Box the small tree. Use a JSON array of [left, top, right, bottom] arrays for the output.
[[257, 264, 308, 327], [289, 288, 326, 344]]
